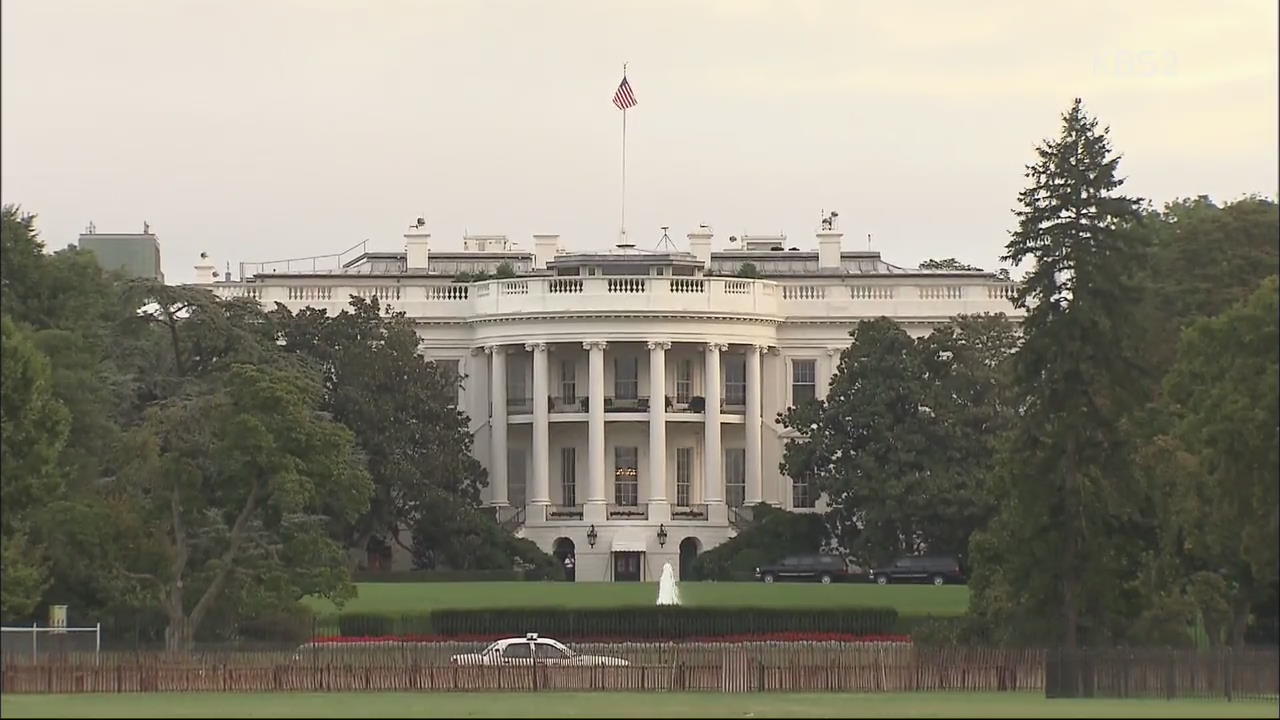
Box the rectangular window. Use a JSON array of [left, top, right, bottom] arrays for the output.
[[724, 448, 746, 508], [792, 478, 815, 508], [791, 359, 817, 406], [676, 447, 693, 506], [724, 355, 746, 405], [507, 356, 527, 409], [614, 356, 638, 400], [508, 448, 527, 506], [560, 447, 577, 506], [675, 359, 693, 403], [433, 359, 461, 407], [560, 359, 576, 403], [614, 446, 638, 506]]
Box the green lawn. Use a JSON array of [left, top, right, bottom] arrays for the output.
[[305, 582, 969, 617], [4, 692, 1275, 718]]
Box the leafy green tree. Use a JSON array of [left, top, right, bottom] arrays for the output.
[[494, 261, 517, 279], [0, 315, 70, 533], [271, 298, 485, 560], [0, 530, 49, 621], [969, 98, 1149, 648], [736, 262, 761, 278], [1159, 276, 1279, 646], [781, 318, 932, 564], [0, 205, 45, 322], [780, 315, 1017, 568], [108, 283, 371, 648], [919, 258, 983, 272]]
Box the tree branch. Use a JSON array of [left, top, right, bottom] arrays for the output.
[[187, 478, 262, 631]]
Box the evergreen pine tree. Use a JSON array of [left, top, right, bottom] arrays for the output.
[[970, 98, 1149, 648]]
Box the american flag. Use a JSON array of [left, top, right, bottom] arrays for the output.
[[613, 76, 637, 110]]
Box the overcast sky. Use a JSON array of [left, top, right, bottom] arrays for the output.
[[3, 0, 1276, 283]]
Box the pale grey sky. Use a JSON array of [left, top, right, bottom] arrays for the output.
[[3, 0, 1276, 283]]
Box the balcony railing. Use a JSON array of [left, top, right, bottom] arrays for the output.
[[607, 504, 648, 520], [210, 276, 1023, 321], [547, 505, 584, 520], [671, 504, 709, 521]]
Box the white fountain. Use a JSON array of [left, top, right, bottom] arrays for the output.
[[656, 562, 681, 605]]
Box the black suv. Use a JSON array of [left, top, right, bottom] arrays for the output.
[[754, 554, 851, 584], [869, 555, 964, 586]]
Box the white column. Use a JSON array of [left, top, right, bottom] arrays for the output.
[[585, 341, 608, 514], [647, 341, 670, 505], [703, 342, 726, 505], [487, 345, 508, 506], [527, 342, 550, 506], [745, 345, 764, 505], [824, 347, 842, 393]]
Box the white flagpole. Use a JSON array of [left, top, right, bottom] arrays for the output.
[[620, 63, 628, 244]]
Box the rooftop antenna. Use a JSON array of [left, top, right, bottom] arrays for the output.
[[86, 221, 96, 234], [655, 226, 679, 252]]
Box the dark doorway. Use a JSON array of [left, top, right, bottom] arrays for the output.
[[553, 537, 576, 581], [679, 537, 701, 580], [365, 536, 392, 573], [613, 551, 642, 581]]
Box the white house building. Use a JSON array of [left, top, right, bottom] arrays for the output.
[[192, 217, 1022, 582]]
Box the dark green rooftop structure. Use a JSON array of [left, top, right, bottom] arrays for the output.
[[77, 222, 164, 282]]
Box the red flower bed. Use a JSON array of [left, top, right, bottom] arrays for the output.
[[309, 632, 911, 645]]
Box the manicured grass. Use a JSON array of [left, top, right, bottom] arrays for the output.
[[305, 582, 969, 617], [4, 691, 1276, 718]]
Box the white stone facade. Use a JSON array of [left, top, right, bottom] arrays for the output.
[[196, 225, 1022, 581]]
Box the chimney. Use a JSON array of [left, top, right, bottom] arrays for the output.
[[687, 227, 713, 268], [532, 234, 561, 269], [194, 253, 217, 284], [405, 229, 431, 270], [817, 211, 843, 270]]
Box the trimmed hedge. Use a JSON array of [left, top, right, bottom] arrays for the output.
[[429, 606, 898, 640], [351, 569, 523, 583], [332, 612, 436, 637]]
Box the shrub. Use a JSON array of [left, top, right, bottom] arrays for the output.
[[736, 262, 761, 278], [238, 604, 316, 644], [352, 569, 522, 583], [337, 612, 395, 637], [691, 505, 830, 580], [494, 262, 517, 279], [430, 606, 897, 640]]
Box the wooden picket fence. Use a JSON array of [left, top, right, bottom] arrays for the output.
[[1045, 648, 1280, 701], [5, 643, 1275, 699], [2, 643, 1046, 694]]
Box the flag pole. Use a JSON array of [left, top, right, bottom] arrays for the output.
[[620, 62, 628, 244]]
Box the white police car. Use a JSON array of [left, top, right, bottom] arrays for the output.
[[449, 633, 629, 666]]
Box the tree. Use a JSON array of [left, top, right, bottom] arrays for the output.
[[1133, 196, 1280, 376], [0, 315, 70, 533], [919, 258, 984, 272], [271, 298, 485, 561], [969, 98, 1148, 648], [111, 283, 371, 649], [736, 262, 762, 278], [779, 315, 1017, 568], [1159, 276, 1279, 646], [494, 261, 517, 279], [1, 205, 45, 322]]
